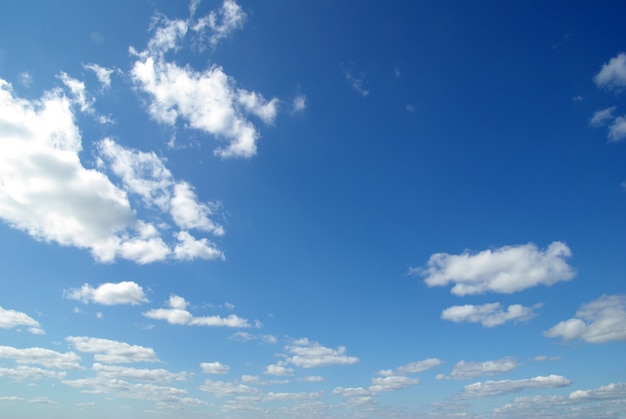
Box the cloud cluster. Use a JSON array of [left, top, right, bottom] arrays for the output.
[[143, 295, 251, 328], [63, 281, 148, 305], [544, 294, 626, 343], [130, 2, 277, 158], [284, 338, 359, 368], [66, 337, 159, 364], [441, 303, 536, 327], [0, 306, 44, 334], [591, 52, 626, 142], [438, 357, 518, 380], [413, 241, 574, 295], [456, 375, 571, 399], [0, 345, 82, 370]]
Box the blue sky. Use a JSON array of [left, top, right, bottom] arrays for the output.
[[0, 1, 625, 417]]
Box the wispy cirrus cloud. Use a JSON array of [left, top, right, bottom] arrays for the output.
[[411, 241, 574, 295]]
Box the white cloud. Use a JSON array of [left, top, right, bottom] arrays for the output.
[[441, 303, 536, 327], [444, 358, 518, 380], [569, 382, 626, 401], [0, 306, 44, 334], [192, 0, 247, 48], [66, 336, 159, 364], [57, 72, 93, 112], [533, 355, 561, 362], [593, 52, 626, 90], [369, 376, 420, 394], [0, 345, 82, 370], [18, 72, 32, 87], [378, 358, 443, 376], [63, 281, 148, 305], [608, 115, 626, 142], [456, 375, 571, 399], [544, 294, 626, 343], [200, 379, 260, 398], [143, 294, 250, 328], [590, 106, 616, 127], [298, 375, 324, 382], [264, 362, 294, 377], [292, 94, 306, 113], [92, 363, 188, 382], [412, 241, 574, 295], [201, 361, 229, 375], [284, 338, 359, 368], [0, 366, 66, 381], [84, 63, 115, 89], [264, 391, 322, 402], [130, 8, 277, 159], [173, 230, 224, 261]]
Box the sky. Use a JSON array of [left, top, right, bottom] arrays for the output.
[[0, 0, 625, 418]]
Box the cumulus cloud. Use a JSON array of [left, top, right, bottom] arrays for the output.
[[84, 63, 116, 90], [0, 345, 82, 370], [284, 338, 359, 368], [92, 363, 188, 382], [369, 375, 420, 393], [292, 94, 306, 113], [57, 72, 93, 113], [608, 116, 626, 142], [201, 361, 229, 375], [130, 2, 277, 159], [544, 294, 626, 343], [0, 306, 44, 334], [66, 336, 159, 364], [0, 365, 66, 381], [589, 106, 617, 127], [593, 52, 626, 90], [441, 303, 536, 327], [264, 361, 294, 377], [456, 375, 571, 399], [441, 358, 518, 380], [63, 281, 148, 305], [378, 358, 443, 377], [411, 241, 574, 295], [200, 379, 260, 398], [143, 294, 251, 328]]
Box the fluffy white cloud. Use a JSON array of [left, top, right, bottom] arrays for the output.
[[0, 366, 66, 381], [412, 241, 574, 295], [544, 294, 626, 343], [66, 337, 159, 364], [57, 72, 93, 113], [63, 281, 148, 305], [130, 4, 277, 159], [593, 52, 626, 90], [284, 338, 359, 368], [456, 375, 571, 399], [0, 345, 82, 370], [173, 230, 224, 261], [292, 94, 306, 113], [369, 375, 420, 393], [441, 303, 536, 327], [200, 379, 260, 398], [0, 306, 44, 334], [608, 115, 626, 142], [264, 362, 294, 377], [92, 363, 188, 382], [143, 294, 250, 328], [378, 358, 443, 376], [442, 358, 518, 380], [589, 106, 616, 127], [201, 361, 229, 375]]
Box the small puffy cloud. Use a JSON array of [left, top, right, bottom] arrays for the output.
[[201, 362, 229, 375], [411, 241, 574, 295], [200, 379, 260, 398], [284, 338, 359, 368], [192, 0, 247, 48], [341, 62, 369, 97], [441, 303, 536, 327], [66, 336, 159, 364], [18, 72, 32, 87], [57, 72, 93, 112], [369, 376, 420, 394], [378, 358, 443, 376], [443, 357, 518, 380], [589, 106, 616, 127], [173, 230, 224, 261], [593, 52, 626, 91], [0, 306, 44, 334], [456, 375, 571, 399], [143, 294, 250, 328], [544, 294, 626, 343], [533, 355, 561, 362], [608, 116, 626, 142], [292, 94, 306, 113], [0, 345, 82, 370], [63, 281, 148, 305], [92, 363, 188, 382], [299, 375, 324, 382], [264, 361, 294, 377]]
